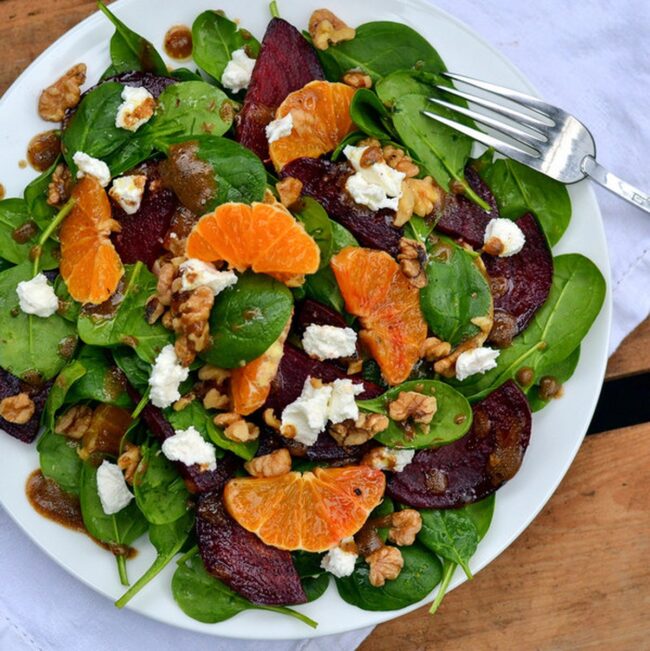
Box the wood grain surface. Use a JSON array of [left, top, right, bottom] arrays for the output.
[[0, 2, 648, 649]]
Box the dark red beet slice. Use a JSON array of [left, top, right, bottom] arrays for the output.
[[264, 344, 383, 414], [236, 18, 324, 162], [110, 162, 179, 269], [197, 491, 306, 605], [387, 380, 531, 509], [435, 166, 499, 248], [295, 298, 348, 334], [483, 213, 553, 345], [281, 157, 403, 255], [0, 368, 51, 444]]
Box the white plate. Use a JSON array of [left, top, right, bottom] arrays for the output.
[[0, 0, 611, 640]]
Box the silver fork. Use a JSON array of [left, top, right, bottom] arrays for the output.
[[423, 72, 650, 214]]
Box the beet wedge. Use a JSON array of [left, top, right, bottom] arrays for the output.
[[387, 380, 531, 509], [295, 298, 348, 334], [236, 18, 324, 162], [0, 368, 51, 444], [197, 491, 307, 605], [281, 157, 403, 255]]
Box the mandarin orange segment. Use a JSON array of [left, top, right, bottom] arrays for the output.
[[224, 466, 385, 552], [59, 177, 124, 304], [185, 202, 320, 283], [331, 246, 428, 385], [269, 80, 356, 171]]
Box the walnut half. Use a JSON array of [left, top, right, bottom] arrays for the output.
[[244, 449, 292, 478], [54, 404, 93, 440], [309, 9, 356, 50], [365, 545, 404, 587], [0, 393, 35, 424], [329, 412, 389, 446], [397, 238, 427, 289], [388, 390, 437, 425], [38, 63, 87, 122], [387, 510, 422, 546]]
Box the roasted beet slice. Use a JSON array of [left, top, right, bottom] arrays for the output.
[[197, 491, 306, 605], [435, 166, 499, 248], [265, 344, 383, 414], [236, 18, 324, 162], [281, 157, 403, 255], [295, 299, 348, 334], [0, 368, 51, 443], [102, 71, 177, 98], [387, 380, 531, 509], [287, 431, 376, 464], [483, 213, 553, 345], [110, 162, 179, 269]]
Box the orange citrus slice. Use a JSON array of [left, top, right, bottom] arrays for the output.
[[60, 177, 124, 304], [185, 202, 320, 283], [269, 80, 356, 171], [331, 246, 428, 385], [224, 465, 385, 552]]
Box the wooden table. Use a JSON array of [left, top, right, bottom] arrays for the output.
[[1, 2, 649, 648]]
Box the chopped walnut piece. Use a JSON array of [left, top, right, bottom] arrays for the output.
[[244, 449, 292, 478], [397, 238, 427, 289], [276, 177, 303, 209], [388, 391, 437, 425], [144, 295, 165, 325], [434, 314, 494, 379], [263, 408, 281, 430], [173, 393, 196, 411], [347, 358, 364, 375], [308, 9, 356, 50], [214, 412, 260, 443], [46, 163, 73, 207], [38, 63, 87, 122], [198, 365, 230, 385], [420, 336, 452, 362], [365, 545, 404, 587], [0, 393, 35, 424], [202, 387, 230, 411], [329, 412, 389, 446], [396, 177, 445, 226], [117, 443, 141, 485], [387, 510, 422, 546], [172, 285, 214, 366], [342, 70, 372, 89], [382, 145, 419, 178], [154, 256, 183, 307], [54, 404, 93, 440], [359, 145, 384, 168]]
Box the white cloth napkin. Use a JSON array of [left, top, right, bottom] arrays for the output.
[[2, 1, 649, 649]]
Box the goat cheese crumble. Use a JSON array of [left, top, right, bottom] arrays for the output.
[[484, 218, 526, 257], [320, 544, 358, 578], [148, 344, 189, 408], [96, 460, 134, 515], [455, 347, 500, 381], [115, 85, 155, 132], [16, 273, 59, 318], [281, 378, 333, 447], [343, 145, 405, 211], [365, 446, 415, 473], [162, 426, 217, 471], [108, 174, 146, 215], [72, 151, 111, 187], [179, 259, 238, 295], [328, 378, 364, 424], [221, 48, 256, 93], [302, 324, 357, 361], [265, 113, 294, 144]]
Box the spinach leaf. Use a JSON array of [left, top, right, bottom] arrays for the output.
[[116, 510, 195, 608], [316, 22, 446, 83], [24, 159, 59, 230], [376, 70, 432, 106], [481, 157, 571, 247], [349, 88, 396, 140], [201, 271, 293, 368], [527, 345, 581, 412], [454, 254, 606, 400], [294, 197, 333, 269], [37, 429, 83, 495], [420, 237, 492, 346], [335, 544, 442, 611], [78, 262, 172, 364], [0, 198, 58, 269], [172, 554, 317, 627], [192, 10, 260, 82], [112, 347, 151, 393], [303, 574, 329, 602], [0, 262, 78, 381], [133, 442, 190, 525], [165, 400, 257, 460], [405, 216, 435, 243], [358, 379, 472, 448], [54, 276, 81, 323], [331, 131, 366, 161], [97, 2, 168, 76], [43, 360, 87, 432]]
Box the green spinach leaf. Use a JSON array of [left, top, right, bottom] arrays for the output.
[[43, 360, 87, 432], [37, 429, 83, 495], [294, 197, 333, 269], [112, 347, 151, 393], [527, 345, 581, 412], [54, 276, 81, 323], [24, 159, 59, 230], [349, 88, 396, 140]]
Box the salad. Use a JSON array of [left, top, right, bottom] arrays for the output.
[[0, 1, 606, 629]]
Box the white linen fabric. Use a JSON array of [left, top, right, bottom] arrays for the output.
[[1, 1, 649, 649]]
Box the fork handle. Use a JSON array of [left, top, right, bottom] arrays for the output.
[[581, 155, 650, 214]]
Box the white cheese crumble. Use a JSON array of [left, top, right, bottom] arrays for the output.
[[179, 259, 238, 295], [96, 460, 134, 515], [302, 324, 357, 361], [328, 378, 364, 425], [115, 85, 155, 132], [265, 113, 294, 144], [320, 544, 358, 578], [366, 446, 415, 473], [108, 175, 146, 215], [16, 273, 59, 318], [72, 151, 111, 187], [484, 218, 526, 257], [162, 426, 217, 471], [343, 145, 405, 211], [148, 344, 189, 408], [281, 378, 333, 447], [455, 347, 500, 382], [221, 48, 256, 93]]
